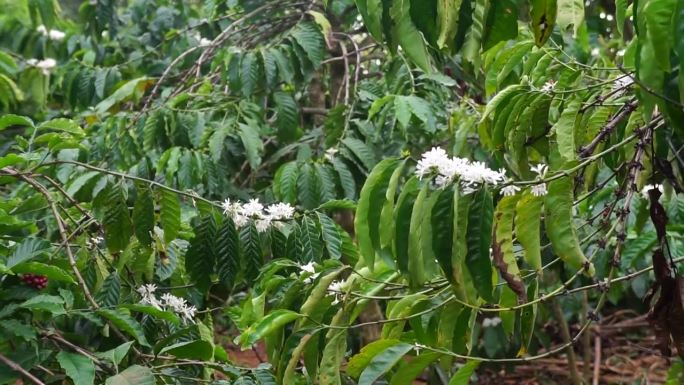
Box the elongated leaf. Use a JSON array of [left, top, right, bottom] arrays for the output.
[[355, 158, 401, 269], [437, 0, 464, 49], [20, 294, 65, 315], [644, 0, 676, 72], [241, 223, 262, 280], [449, 361, 480, 384], [275, 161, 299, 204], [159, 189, 180, 243], [95, 272, 121, 307], [97, 309, 150, 346], [408, 183, 429, 286], [483, 0, 518, 50], [557, 0, 584, 36], [347, 339, 403, 379], [389, 0, 432, 72], [515, 191, 543, 272], [7, 238, 50, 269], [554, 98, 581, 163], [544, 177, 595, 276], [318, 213, 342, 259], [492, 195, 525, 300], [121, 304, 181, 325], [531, 0, 557, 46], [185, 216, 217, 293], [379, 160, 407, 249], [394, 177, 420, 274], [159, 340, 213, 360], [105, 365, 155, 385], [0, 114, 33, 131], [466, 187, 494, 302], [300, 215, 323, 263], [103, 184, 133, 253], [216, 218, 240, 289], [57, 352, 95, 385], [389, 352, 442, 385], [358, 343, 414, 385], [240, 310, 301, 347], [132, 185, 154, 247]]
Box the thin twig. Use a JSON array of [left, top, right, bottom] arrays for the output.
[[0, 353, 46, 385]]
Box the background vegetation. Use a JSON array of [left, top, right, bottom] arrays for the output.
[[1, 0, 684, 384]]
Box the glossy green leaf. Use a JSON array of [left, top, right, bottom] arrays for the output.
[[103, 184, 133, 253], [97, 309, 150, 347], [20, 294, 65, 315], [554, 98, 582, 163], [6, 238, 50, 269], [240, 309, 301, 347], [466, 187, 494, 302], [389, 352, 442, 385], [318, 213, 342, 259], [492, 195, 525, 300], [389, 0, 432, 72], [515, 191, 544, 272], [544, 177, 595, 276], [448, 360, 480, 384], [408, 183, 429, 286], [347, 339, 403, 379], [216, 217, 240, 289], [185, 215, 217, 292], [355, 157, 401, 269], [159, 189, 180, 243], [483, 0, 518, 50], [437, 0, 464, 49], [358, 342, 414, 385], [105, 365, 155, 385], [95, 341, 134, 366], [57, 351, 95, 385], [159, 340, 213, 360], [531, 0, 557, 46]]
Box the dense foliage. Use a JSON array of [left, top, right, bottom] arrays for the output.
[[1, 0, 684, 384]]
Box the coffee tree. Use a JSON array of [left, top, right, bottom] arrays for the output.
[[0, 0, 683, 384]]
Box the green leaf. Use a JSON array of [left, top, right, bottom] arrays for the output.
[[462, 0, 487, 65], [394, 177, 420, 274], [347, 339, 403, 379], [38, 118, 84, 136], [57, 351, 95, 385], [557, 0, 584, 36], [240, 310, 301, 347], [273, 91, 299, 142], [0, 319, 36, 341], [95, 272, 121, 307], [358, 343, 414, 385], [390, 0, 432, 72], [408, 183, 430, 286], [515, 191, 543, 272], [239, 122, 264, 170], [241, 223, 262, 280], [159, 340, 214, 360], [616, 0, 628, 37], [483, 0, 518, 50], [431, 186, 455, 282], [185, 215, 218, 292], [216, 217, 240, 290], [361, 0, 384, 40], [379, 160, 407, 249], [531, 0, 557, 46], [331, 158, 357, 200], [644, 0, 676, 72], [20, 295, 65, 315], [121, 304, 181, 325], [355, 158, 401, 269], [96, 77, 150, 115], [554, 98, 582, 163], [95, 341, 134, 366], [300, 215, 323, 263], [448, 361, 481, 384], [389, 352, 442, 385], [318, 213, 342, 260], [0, 114, 33, 131], [105, 365, 155, 385], [291, 22, 326, 67], [159, 189, 181, 243], [342, 137, 377, 172], [492, 195, 525, 300], [6, 238, 50, 269], [103, 184, 133, 253], [97, 309, 150, 347], [437, 0, 464, 49], [466, 187, 494, 302], [132, 185, 154, 247], [480, 84, 525, 123], [275, 161, 299, 204], [317, 199, 357, 210], [544, 177, 595, 276]]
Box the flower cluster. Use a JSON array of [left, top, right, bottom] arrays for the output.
[[37, 25, 66, 41], [137, 284, 197, 323], [482, 317, 502, 328], [415, 147, 507, 192], [540, 80, 556, 94], [222, 198, 295, 232], [26, 58, 57, 75], [530, 163, 549, 197], [299, 262, 319, 284], [327, 280, 345, 305]]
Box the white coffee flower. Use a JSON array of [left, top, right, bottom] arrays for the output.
[[328, 280, 344, 292], [415, 147, 506, 191], [198, 37, 212, 47], [540, 80, 556, 94], [531, 183, 548, 197], [324, 148, 338, 161], [240, 198, 264, 217], [530, 164, 548, 178], [482, 317, 502, 328], [266, 202, 295, 220], [255, 216, 272, 233], [415, 147, 450, 180], [300, 262, 316, 274], [37, 25, 65, 41], [501, 185, 520, 197]]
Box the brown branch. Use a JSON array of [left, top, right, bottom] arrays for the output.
[[551, 299, 582, 385], [578, 99, 637, 158], [0, 353, 46, 385]]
